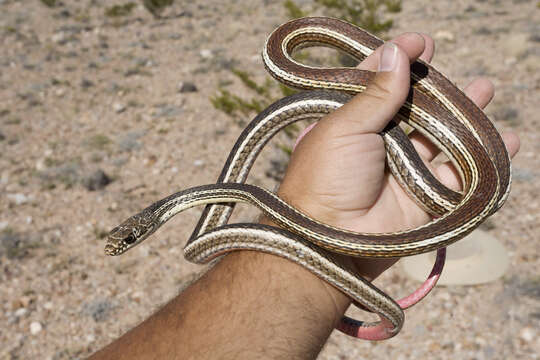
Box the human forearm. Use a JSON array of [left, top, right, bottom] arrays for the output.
[[90, 250, 353, 360]]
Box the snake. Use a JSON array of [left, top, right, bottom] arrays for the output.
[[104, 17, 511, 340]]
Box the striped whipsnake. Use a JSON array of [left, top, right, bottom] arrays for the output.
[[105, 17, 511, 340]]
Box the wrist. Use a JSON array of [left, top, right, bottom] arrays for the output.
[[257, 216, 353, 315], [213, 250, 349, 357]]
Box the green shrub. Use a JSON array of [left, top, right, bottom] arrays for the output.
[[142, 0, 174, 18], [40, 0, 57, 7], [211, 0, 402, 159], [105, 3, 137, 17]]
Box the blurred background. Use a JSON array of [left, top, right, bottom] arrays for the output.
[[0, 0, 539, 358]]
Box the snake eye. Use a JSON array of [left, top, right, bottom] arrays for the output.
[[124, 233, 137, 244]]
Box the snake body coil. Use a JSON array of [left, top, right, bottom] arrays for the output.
[[105, 18, 511, 340]]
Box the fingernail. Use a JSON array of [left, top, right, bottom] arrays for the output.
[[378, 42, 398, 72]]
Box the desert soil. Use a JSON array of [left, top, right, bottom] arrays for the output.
[[1, 0, 539, 359]]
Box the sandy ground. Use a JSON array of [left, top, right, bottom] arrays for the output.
[[1, 0, 539, 359]]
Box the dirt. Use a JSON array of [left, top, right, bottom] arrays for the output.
[[1, 0, 539, 359]]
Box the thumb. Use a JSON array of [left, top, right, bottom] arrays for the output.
[[326, 42, 413, 135]]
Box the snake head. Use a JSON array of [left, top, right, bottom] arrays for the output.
[[105, 213, 155, 256]]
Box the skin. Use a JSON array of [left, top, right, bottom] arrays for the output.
[[90, 33, 520, 360]]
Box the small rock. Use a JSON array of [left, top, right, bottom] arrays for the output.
[[133, 57, 152, 67], [113, 102, 126, 113], [178, 81, 197, 93], [20, 295, 33, 308], [64, 50, 78, 58], [43, 302, 54, 310], [82, 169, 112, 191], [200, 49, 213, 58], [30, 321, 43, 335], [14, 308, 28, 317], [434, 30, 455, 42], [0, 231, 32, 259], [51, 32, 65, 44], [84, 300, 114, 322], [519, 326, 535, 343], [193, 159, 204, 167], [131, 291, 144, 303], [529, 34, 540, 43], [7, 193, 28, 205], [265, 159, 287, 182], [54, 88, 66, 97], [0, 131, 5, 141], [80, 78, 94, 88], [475, 26, 492, 35], [57, 9, 71, 18]]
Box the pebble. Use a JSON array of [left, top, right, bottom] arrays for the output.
[[113, 102, 126, 113], [80, 78, 94, 88], [530, 33, 540, 43], [7, 193, 29, 205], [0, 221, 8, 230], [84, 300, 114, 322], [51, 32, 65, 44], [20, 295, 33, 308], [54, 88, 66, 97], [200, 49, 213, 58], [131, 291, 144, 303], [14, 308, 28, 317], [193, 159, 204, 167], [434, 30, 455, 42], [81, 169, 112, 191], [519, 326, 535, 343], [30, 321, 43, 335], [178, 81, 198, 93]]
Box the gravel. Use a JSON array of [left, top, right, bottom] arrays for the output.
[[0, 0, 538, 359]]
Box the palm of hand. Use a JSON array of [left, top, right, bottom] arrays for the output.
[[283, 123, 431, 235]]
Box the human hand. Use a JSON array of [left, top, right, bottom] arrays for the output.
[[275, 33, 520, 282]]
